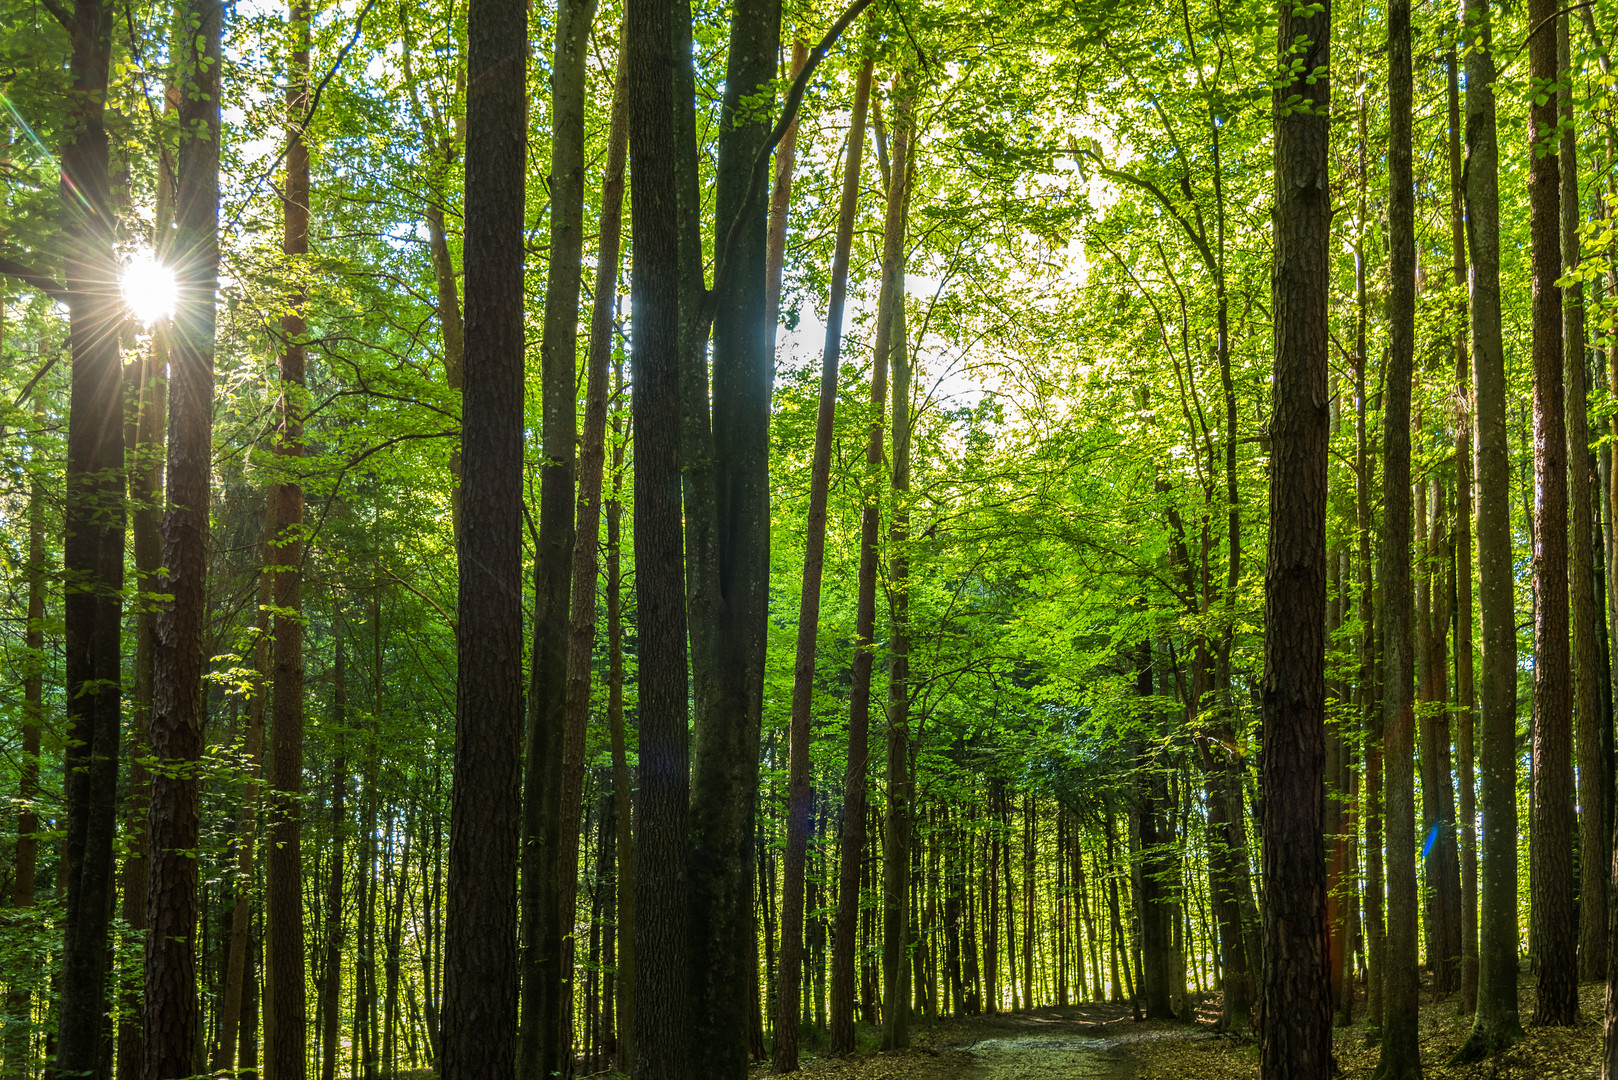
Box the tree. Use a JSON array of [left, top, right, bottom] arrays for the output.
[[439, 0, 528, 1070], [1527, 0, 1577, 1028], [1260, 0, 1333, 1075], [1375, 2, 1419, 1077], [1454, 0, 1523, 1057]]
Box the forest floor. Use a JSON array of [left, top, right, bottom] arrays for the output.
[[750, 975, 1605, 1080]]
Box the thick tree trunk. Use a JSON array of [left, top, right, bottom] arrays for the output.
[[1261, 0, 1333, 1075], [265, 9, 310, 1078], [143, 0, 220, 1072], [440, 0, 528, 1072], [519, 0, 596, 1073], [1561, 13, 1608, 985], [775, 51, 871, 1075], [686, 0, 780, 1073], [1528, 0, 1578, 1027], [1454, 0, 1523, 1058], [55, 0, 124, 1069], [627, 0, 691, 1072]]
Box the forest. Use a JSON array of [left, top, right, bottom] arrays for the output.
[[5, 0, 1618, 1076]]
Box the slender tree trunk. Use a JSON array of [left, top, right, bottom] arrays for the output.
[[440, 0, 528, 1069], [215, 555, 269, 1073], [1261, 0, 1333, 1073], [1455, 0, 1522, 1058], [143, 0, 220, 1073], [319, 645, 349, 1080], [606, 359, 633, 1073], [1527, 0, 1578, 1027], [55, 0, 124, 1067], [831, 79, 907, 1052], [1448, 36, 1480, 1018], [1561, 12, 1607, 985], [519, 0, 597, 1073], [881, 132, 914, 1048], [775, 51, 870, 1074], [763, 39, 807, 366], [627, 0, 691, 1070], [265, 9, 310, 1078]]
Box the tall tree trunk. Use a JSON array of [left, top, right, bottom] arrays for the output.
[[606, 358, 633, 1073], [55, 0, 124, 1067], [1448, 35, 1480, 1018], [686, 0, 780, 1073], [1561, 12, 1607, 985], [6, 397, 48, 1080], [440, 0, 528, 1069], [831, 72, 907, 1053], [266, 8, 310, 1078], [775, 51, 870, 1074], [215, 555, 269, 1073], [627, 0, 691, 1071], [763, 40, 807, 366], [519, 0, 596, 1072], [1455, 0, 1522, 1058], [881, 127, 914, 1049], [1261, 0, 1332, 1074], [144, 0, 220, 1071], [1528, 0, 1578, 1027], [319, 644, 349, 1080]]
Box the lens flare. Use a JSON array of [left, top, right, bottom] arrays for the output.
[[121, 249, 178, 326]]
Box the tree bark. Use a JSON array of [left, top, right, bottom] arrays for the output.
[[143, 0, 220, 1073], [265, 8, 311, 1078], [606, 366, 633, 1072], [55, 0, 124, 1067], [440, 0, 528, 1071], [775, 50, 871, 1074], [519, 0, 597, 1072], [1527, 0, 1578, 1027], [686, 0, 780, 1072], [627, 0, 691, 1072], [318, 644, 349, 1080], [1454, 0, 1523, 1059], [1261, 0, 1333, 1074]]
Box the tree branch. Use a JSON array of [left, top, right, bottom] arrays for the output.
[[0, 256, 66, 300]]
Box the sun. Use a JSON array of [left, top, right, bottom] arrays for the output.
[[121, 249, 178, 327]]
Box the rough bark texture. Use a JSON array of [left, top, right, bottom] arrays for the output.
[[1455, 0, 1522, 1058], [775, 52, 870, 1075], [1375, 8, 1419, 1076], [1561, 12, 1607, 985], [518, 0, 595, 1073], [1528, 0, 1578, 1028], [55, 0, 123, 1069], [318, 645, 348, 1080], [266, 8, 310, 1078], [686, 0, 780, 1073], [627, 0, 690, 1074], [1261, 0, 1333, 1076], [440, 0, 527, 1074], [143, 0, 220, 1071]]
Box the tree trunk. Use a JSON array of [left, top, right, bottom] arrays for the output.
[[1527, 0, 1578, 1027], [1455, 0, 1523, 1059], [518, 0, 597, 1072], [1561, 12, 1608, 986], [686, 0, 780, 1072], [440, 0, 529, 1070], [143, 0, 220, 1071], [318, 645, 349, 1080], [1261, 0, 1333, 1074], [265, 8, 310, 1078], [606, 357, 633, 1073], [775, 51, 871, 1074], [55, 0, 124, 1066], [626, 0, 691, 1071]]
